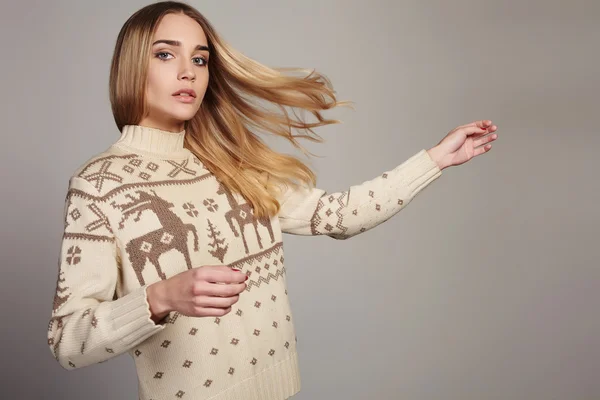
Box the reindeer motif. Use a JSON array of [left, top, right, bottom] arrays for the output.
[[216, 182, 274, 254], [111, 190, 199, 286]]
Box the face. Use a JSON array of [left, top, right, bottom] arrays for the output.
[[139, 13, 210, 132]]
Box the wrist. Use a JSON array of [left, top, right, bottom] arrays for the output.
[[146, 280, 171, 323], [427, 146, 446, 170]]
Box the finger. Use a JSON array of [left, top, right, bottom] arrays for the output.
[[208, 281, 247, 297], [474, 132, 498, 147], [203, 266, 247, 284], [195, 295, 239, 308], [457, 120, 492, 130], [474, 143, 492, 156], [460, 125, 490, 136], [194, 306, 232, 317]]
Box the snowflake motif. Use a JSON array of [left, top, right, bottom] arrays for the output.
[[203, 198, 218, 212], [183, 202, 199, 217], [66, 246, 82, 265]]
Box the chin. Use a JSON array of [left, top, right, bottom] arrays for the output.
[[166, 109, 199, 124]]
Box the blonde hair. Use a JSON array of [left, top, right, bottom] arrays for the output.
[[109, 1, 352, 219]]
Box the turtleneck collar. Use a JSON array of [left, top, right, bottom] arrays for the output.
[[112, 124, 191, 160]]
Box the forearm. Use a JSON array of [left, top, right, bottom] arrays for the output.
[[279, 149, 442, 238]]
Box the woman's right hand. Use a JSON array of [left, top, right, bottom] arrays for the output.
[[146, 265, 248, 323]]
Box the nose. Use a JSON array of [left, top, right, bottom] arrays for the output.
[[178, 60, 196, 82]]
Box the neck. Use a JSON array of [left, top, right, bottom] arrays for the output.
[[112, 124, 191, 160]]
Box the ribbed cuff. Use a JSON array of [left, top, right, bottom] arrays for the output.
[[109, 285, 165, 347], [394, 149, 442, 197]]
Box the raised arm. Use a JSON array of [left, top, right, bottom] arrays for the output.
[[277, 149, 442, 239], [47, 177, 165, 370]]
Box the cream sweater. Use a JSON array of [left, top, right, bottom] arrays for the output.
[[47, 124, 442, 399]]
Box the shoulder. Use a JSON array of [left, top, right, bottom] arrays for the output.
[[67, 146, 140, 196]]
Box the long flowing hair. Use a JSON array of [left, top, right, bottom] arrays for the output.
[[109, 1, 352, 218]]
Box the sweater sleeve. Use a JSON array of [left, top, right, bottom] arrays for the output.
[[47, 176, 166, 370], [277, 149, 442, 239]]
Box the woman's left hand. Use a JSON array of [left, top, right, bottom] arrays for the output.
[[427, 120, 498, 170]]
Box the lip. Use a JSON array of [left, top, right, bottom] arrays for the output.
[[172, 88, 197, 98]]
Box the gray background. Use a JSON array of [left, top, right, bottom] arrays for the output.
[[1, 0, 598, 399]]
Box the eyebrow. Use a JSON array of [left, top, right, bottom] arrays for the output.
[[152, 39, 209, 52]]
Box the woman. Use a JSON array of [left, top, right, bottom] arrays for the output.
[[47, 2, 498, 399]]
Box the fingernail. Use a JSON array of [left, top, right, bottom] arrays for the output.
[[245, 276, 248, 281]]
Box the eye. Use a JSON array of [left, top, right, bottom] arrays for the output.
[[193, 56, 208, 66], [155, 51, 173, 61]]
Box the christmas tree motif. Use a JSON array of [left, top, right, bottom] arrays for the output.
[[53, 269, 70, 312], [206, 218, 228, 263]]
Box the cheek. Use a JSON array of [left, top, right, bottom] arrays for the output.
[[145, 71, 168, 108]]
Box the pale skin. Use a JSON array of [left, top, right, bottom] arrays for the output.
[[142, 14, 499, 323]]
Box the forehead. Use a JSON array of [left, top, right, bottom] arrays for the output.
[[153, 13, 207, 45]]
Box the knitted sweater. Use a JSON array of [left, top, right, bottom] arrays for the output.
[[47, 124, 442, 400]]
